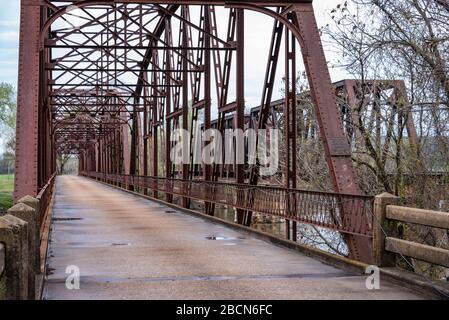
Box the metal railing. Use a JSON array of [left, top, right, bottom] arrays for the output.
[[80, 172, 374, 238], [36, 174, 56, 230]]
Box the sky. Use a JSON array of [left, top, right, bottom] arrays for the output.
[[0, 1, 19, 86]]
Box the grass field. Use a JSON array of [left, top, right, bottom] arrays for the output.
[[0, 175, 13, 299], [0, 174, 14, 212]]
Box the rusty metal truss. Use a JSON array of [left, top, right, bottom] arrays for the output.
[[15, 0, 380, 262], [248, 79, 418, 145]]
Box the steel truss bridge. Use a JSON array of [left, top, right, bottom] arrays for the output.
[[14, 0, 424, 264]]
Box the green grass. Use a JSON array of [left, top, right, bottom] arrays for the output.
[[0, 174, 13, 299], [0, 174, 14, 212]]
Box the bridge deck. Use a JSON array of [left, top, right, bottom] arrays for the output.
[[44, 176, 423, 300]]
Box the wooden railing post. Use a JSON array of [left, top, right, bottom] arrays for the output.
[[373, 193, 399, 267]]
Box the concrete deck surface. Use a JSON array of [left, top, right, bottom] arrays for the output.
[[43, 176, 424, 300]]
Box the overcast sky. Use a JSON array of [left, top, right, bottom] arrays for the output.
[[0, 1, 20, 86]]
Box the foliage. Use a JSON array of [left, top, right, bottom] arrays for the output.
[[322, 0, 449, 277], [0, 174, 14, 212], [0, 83, 16, 135], [0, 83, 17, 156], [323, 0, 448, 204], [269, 0, 449, 258]]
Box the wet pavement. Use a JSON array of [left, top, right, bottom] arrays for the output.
[[43, 176, 424, 300]]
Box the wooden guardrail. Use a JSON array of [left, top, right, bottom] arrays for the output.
[[386, 205, 449, 230], [374, 193, 449, 268]]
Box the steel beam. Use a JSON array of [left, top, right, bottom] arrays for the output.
[[291, 3, 372, 263], [235, 8, 245, 225], [15, 0, 42, 201]]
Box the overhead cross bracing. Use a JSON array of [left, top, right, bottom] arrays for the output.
[[15, 0, 373, 263]]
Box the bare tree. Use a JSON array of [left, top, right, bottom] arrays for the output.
[[322, 0, 449, 279], [323, 0, 448, 203]]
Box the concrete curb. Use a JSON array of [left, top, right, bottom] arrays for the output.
[[36, 187, 56, 300], [379, 267, 449, 300]]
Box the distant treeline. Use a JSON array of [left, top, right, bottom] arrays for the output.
[[0, 157, 14, 175]]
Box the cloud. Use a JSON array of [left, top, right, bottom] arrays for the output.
[[0, 31, 19, 43], [0, 20, 19, 29], [0, 2, 19, 87]]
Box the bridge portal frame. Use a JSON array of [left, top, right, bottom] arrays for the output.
[[15, 0, 372, 262]]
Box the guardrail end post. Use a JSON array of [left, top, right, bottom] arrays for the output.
[[0, 215, 29, 300], [373, 193, 399, 267], [17, 195, 40, 216], [7, 203, 38, 300], [17, 196, 41, 271]]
